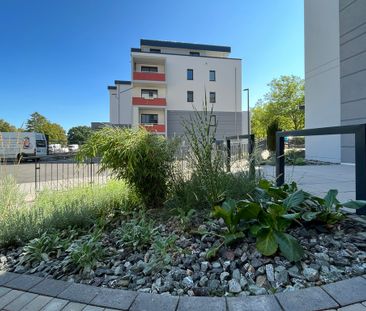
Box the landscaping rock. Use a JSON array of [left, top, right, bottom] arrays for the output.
[[228, 279, 241, 293]]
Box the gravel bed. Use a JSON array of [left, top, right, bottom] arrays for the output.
[[1, 213, 366, 297]]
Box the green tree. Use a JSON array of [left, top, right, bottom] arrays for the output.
[[25, 112, 67, 144], [251, 75, 304, 139], [0, 119, 17, 132], [67, 126, 93, 145]]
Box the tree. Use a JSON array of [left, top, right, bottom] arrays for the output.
[[25, 112, 67, 144], [67, 126, 93, 145], [0, 119, 17, 132], [251, 75, 304, 139]]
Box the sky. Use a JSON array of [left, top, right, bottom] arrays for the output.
[[0, 0, 304, 131]]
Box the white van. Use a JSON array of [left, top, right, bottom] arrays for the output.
[[0, 132, 48, 161]]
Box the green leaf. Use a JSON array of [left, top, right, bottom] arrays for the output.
[[256, 229, 278, 256], [206, 244, 221, 259], [324, 189, 339, 209], [283, 190, 305, 209], [342, 200, 366, 209], [301, 211, 320, 222], [281, 213, 301, 220], [258, 179, 272, 190], [236, 202, 261, 221], [274, 232, 304, 262], [224, 232, 245, 245], [249, 224, 263, 236], [267, 203, 286, 217]]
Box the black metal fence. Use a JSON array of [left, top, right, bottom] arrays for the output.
[[33, 154, 110, 192], [275, 124, 366, 215], [226, 134, 255, 177]]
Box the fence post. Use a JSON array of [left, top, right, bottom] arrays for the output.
[[249, 134, 255, 179], [275, 133, 285, 186], [226, 139, 231, 172], [355, 124, 366, 215], [34, 157, 40, 192]]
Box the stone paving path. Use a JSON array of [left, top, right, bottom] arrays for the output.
[[1, 271, 366, 311]]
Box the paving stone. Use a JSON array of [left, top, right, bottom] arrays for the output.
[[323, 277, 366, 306], [0, 287, 11, 298], [4, 292, 38, 311], [228, 295, 282, 311], [62, 302, 87, 311], [131, 293, 179, 311], [83, 306, 105, 311], [41, 298, 69, 311], [21, 295, 53, 311], [58, 283, 100, 304], [276, 287, 338, 311], [178, 296, 225, 311], [338, 304, 366, 311], [5, 274, 43, 291], [29, 278, 71, 296], [90, 287, 137, 310], [0, 290, 23, 309], [0, 272, 19, 286]]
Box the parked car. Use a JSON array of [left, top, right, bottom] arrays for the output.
[[68, 144, 79, 152]]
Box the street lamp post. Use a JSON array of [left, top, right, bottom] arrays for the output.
[[243, 88, 250, 135]]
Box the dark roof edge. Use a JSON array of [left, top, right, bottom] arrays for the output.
[[108, 86, 117, 90], [140, 39, 231, 53], [114, 80, 131, 85]]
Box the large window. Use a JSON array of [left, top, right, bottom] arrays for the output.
[[187, 69, 193, 80], [187, 91, 194, 102], [209, 70, 216, 81], [150, 48, 161, 53], [141, 66, 158, 72], [141, 89, 158, 99], [141, 114, 158, 124], [190, 51, 200, 56], [209, 92, 216, 103]]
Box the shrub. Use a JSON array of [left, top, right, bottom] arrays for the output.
[[78, 127, 177, 209], [0, 179, 137, 247]]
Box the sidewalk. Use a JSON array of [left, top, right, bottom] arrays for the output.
[[1, 271, 366, 311]]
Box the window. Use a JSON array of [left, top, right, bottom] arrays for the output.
[[190, 51, 200, 56], [209, 70, 216, 81], [209, 92, 216, 103], [187, 91, 194, 102], [150, 48, 161, 53], [141, 114, 158, 124], [141, 66, 158, 72], [36, 140, 46, 147], [187, 69, 193, 80], [141, 89, 158, 99]]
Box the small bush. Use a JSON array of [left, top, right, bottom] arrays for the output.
[[79, 127, 177, 209], [0, 179, 137, 247]]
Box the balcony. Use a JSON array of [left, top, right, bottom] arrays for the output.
[[133, 72, 166, 82], [141, 124, 165, 133], [132, 97, 166, 106]]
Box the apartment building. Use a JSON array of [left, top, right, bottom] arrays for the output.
[[304, 0, 366, 163], [107, 39, 248, 138]]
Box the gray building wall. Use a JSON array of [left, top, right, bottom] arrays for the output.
[[339, 0, 366, 163], [167, 110, 249, 140]]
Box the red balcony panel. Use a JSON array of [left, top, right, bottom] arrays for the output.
[[141, 124, 165, 133], [133, 72, 166, 81], [132, 97, 167, 106]]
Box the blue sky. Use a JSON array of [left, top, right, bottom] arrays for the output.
[[0, 0, 304, 130]]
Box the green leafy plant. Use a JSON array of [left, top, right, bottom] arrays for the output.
[[147, 234, 179, 271], [171, 207, 196, 230], [78, 127, 177, 209], [114, 214, 157, 250], [65, 230, 106, 272]]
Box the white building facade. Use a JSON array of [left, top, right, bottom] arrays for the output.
[[304, 0, 366, 163], [108, 39, 248, 138]]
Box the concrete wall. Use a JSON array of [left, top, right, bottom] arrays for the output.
[[339, 0, 366, 163], [304, 0, 341, 163], [167, 110, 247, 139], [110, 84, 132, 126]]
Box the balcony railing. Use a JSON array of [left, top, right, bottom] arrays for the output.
[[132, 97, 167, 106], [141, 124, 165, 133], [133, 72, 166, 81]]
